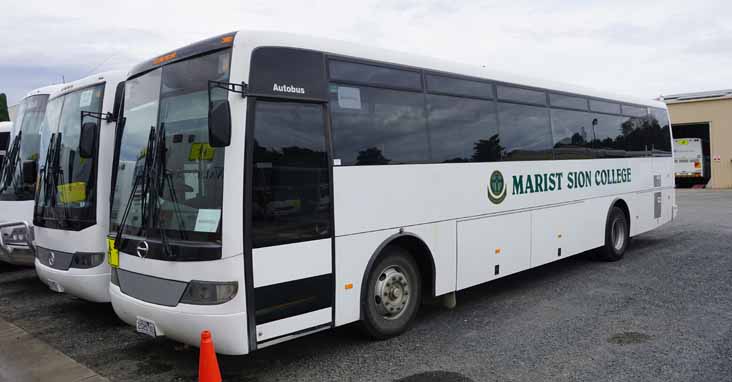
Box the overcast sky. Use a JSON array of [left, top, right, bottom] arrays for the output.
[[3, 0, 731, 105]]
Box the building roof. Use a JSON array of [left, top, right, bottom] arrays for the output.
[[662, 89, 732, 103]]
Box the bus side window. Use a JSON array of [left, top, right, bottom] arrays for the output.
[[497, 102, 553, 161], [427, 94, 499, 163], [329, 84, 429, 165], [251, 101, 330, 248], [551, 109, 595, 160], [591, 114, 627, 158]]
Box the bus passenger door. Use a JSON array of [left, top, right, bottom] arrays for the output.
[[246, 99, 333, 348]]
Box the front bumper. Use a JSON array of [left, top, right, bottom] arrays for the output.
[[110, 284, 248, 355], [0, 221, 35, 266], [0, 246, 35, 266], [35, 259, 111, 303]]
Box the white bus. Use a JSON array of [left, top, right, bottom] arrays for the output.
[[0, 85, 63, 266], [31, 71, 126, 302], [108, 31, 676, 355], [673, 138, 704, 180]]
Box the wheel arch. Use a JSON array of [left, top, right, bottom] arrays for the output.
[[608, 197, 631, 233], [359, 231, 437, 319]]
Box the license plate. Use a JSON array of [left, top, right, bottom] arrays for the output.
[[136, 318, 157, 337], [47, 280, 63, 293]]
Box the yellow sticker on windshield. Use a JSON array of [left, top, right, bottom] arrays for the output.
[[56, 182, 86, 203], [189, 143, 215, 161], [107, 238, 119, 268]]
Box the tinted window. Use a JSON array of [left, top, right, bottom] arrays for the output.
[[551, 109, 595, 159], [621, 116, 651, 157], [622, 105, 647, 117], [550, 93, 588, 110], [497, 102, 553, 160], [649, 108, 672, 156], [252, 101, 330, 248], [330, 84, 429, 165], [591, 114, 627, 157], [590, 100, 621, 114], [497, 86, 546, 105], [426, 75, 494, 99], [427, 94, 499, 162], [329, 60, 422, 90]]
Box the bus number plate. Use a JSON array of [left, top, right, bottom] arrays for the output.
[[136, 318, 157, 337]]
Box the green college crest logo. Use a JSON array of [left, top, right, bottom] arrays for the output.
[[487, 170, 507, 204]]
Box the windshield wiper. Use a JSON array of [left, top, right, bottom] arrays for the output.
[[37, 133, 64, 225], [0, 132, 22, 194], [149, 123, 175, 259], [49, 133, 69, 227], [114, 126, 156, 250]]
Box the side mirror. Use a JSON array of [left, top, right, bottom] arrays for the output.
[[22, 160, 37, 185], [208, 99, 231, 147], [79, 122, 98, 158]]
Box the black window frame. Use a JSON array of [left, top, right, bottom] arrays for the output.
[[321, 54, 664, 165]]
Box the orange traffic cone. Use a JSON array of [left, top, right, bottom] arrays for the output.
[[199, 330, 222, 382]]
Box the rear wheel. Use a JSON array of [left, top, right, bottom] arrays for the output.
[[361, 246, 422, 339], [595, 206, 630, 261]]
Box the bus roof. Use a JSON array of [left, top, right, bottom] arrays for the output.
[[235, 30, 666, 110], [49, 70, 127, 100], [21, 84, 65, 101]]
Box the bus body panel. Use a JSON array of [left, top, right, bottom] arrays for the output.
[[252, 238, 331, 288], [110, 284, 249, 355], [34, 71, 126, 302], [331, 157, 674, 326]]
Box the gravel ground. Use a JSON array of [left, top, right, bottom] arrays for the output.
[[1, 190, 730, 382]]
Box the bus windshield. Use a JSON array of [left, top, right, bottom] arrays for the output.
[[111, 49, 231, 243], [35, 85, 105, 225], [0, 95, 50, 201]]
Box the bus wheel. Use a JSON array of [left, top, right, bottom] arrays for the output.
[[596, 206, 629, 261], [361, 246, 422, 339]]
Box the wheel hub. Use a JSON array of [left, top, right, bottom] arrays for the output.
[[612, 217, 626, 251], [374, 267, 411, 320]]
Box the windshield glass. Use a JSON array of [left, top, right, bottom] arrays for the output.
[[35, 85, 105, 222], [0, 95, 50, 201], [111, 49, 231, 242]]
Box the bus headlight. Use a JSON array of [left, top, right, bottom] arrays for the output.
[[179, 281, 238, 305], [70, 252, 106, 269]]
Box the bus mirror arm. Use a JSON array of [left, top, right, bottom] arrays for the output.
[[80, 111, 113, 124], [208, 80, 248, 98], [207, 80, 247, 148]]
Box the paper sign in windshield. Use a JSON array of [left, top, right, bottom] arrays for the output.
[[337, 86, 361, 109], [195, 209, 221, 233], [79, 90, 93, 108]]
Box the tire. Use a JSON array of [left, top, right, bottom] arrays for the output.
[[595, 206, 630, 261], [361, 246, 422, 340]]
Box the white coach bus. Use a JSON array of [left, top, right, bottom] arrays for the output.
[[0, 85, 63, 265], [108, 31, 675, 355], [31, 71, 126, 302]]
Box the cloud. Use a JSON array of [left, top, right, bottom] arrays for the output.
[[2, 0, 732, 104]]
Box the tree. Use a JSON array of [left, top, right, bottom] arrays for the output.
[[0, 94, 9, 122]]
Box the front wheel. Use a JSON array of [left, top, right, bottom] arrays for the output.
[[361, 246, 422, 339], [595, 206, 630, 261]]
